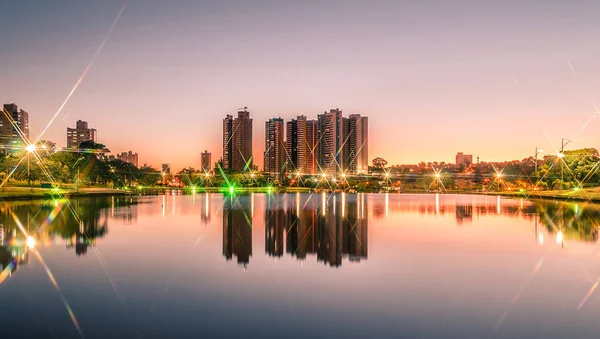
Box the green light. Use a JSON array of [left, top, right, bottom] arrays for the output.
[[574, 187, 580, 191], [53, 187, 60, 193], [267, 187, 272, 194], [137, 185, 143, 190], [229, 186, 234, 194]]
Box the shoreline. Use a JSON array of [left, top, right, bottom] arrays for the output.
[[0, 187, 598, 204]]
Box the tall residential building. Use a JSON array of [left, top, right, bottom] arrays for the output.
[[116, 151, 139, 167], [456, 152, 473, 166], [67, 120, 96, 148], [1, 103, 29, 149], [201, 150, 212, 172], [316, 109, 346, 175], [222, 108, 253, 172], [222, 114, 233, 170], [346, 114, 369, 174], [286, 116, 317, 174], [263, 118, 285, 180]]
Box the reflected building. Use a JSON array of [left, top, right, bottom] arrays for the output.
[[455, 204, 473, 225], [223, 197, 252, 266], [265, 196, 285, 257], [286, 194, 317, 260], [284, 193, 368, 267]]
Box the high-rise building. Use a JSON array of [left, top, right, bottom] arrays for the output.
[[456, 152, 473, 166], [316, 109, 346, 175], [67, 120, 96, 148], [1, 103, 29, 149], [222, 114, 233, 170], [346, 114, 369, 174], [116, 151, 139, 167], [201, 150, 212, 172], [222, 108, 253, 172], [264, 118, 285, 180], [286, 116, 317, 175]]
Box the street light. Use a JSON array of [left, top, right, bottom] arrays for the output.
[[26, 144, 36, 190]]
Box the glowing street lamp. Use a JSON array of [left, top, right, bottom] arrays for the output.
[[26, 236, 36, 250]]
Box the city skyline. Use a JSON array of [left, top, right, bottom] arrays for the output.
[[2, 1, 600, 170]]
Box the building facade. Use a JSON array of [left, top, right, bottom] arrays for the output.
[[285, 116, 317, 175], [1, 103, 29, 149], [263, 118, 285, 180], [346, 114, 369, 174], [455, 152, 473, 166], [201, 150, 212, 172], [117, 151, 139, 167], [67, 120, 96, 148], [316, 109, 346, 176], [222, 108, 253, 172]]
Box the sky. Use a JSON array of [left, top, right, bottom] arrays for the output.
[[1, 0, 600, 171]]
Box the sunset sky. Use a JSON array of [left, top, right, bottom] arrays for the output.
[[1, 1, 599, 171]]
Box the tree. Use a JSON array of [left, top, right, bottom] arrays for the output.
[[372, 157, 388, 169]]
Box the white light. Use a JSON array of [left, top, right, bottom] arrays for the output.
[[557, 230, 563, 245], [25, 145, 35, 153], [26, 236, 36, 250], [557, 152, 564, 159]]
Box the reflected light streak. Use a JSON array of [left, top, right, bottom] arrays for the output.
[[385, 193, 389, 217], [578, 280, 599, 310], [205, 193, 209, 218], [435, 193, 439, 215], [497, 196, 501, 215], [494, 257, 545, 332]]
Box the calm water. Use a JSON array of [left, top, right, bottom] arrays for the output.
[[1, 193, 600, 338]]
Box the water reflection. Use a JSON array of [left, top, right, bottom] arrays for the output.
[[223, 193, 369, 268], [222, 196, 252, 267], [218, 194, 600, 270], [0, 197, 139, 284]]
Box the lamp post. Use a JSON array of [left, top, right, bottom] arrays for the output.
[[25, 144, 35, 191], [559, 138, 571, 190]]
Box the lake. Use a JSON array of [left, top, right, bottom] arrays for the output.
[[1, 193, 599, 338]]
